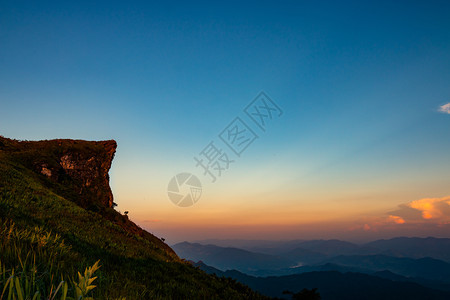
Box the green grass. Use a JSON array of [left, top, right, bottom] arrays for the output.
[[0, 221, 100, 299], [0, 139, 269, 299]]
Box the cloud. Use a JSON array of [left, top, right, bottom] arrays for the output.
[[389, 196, 450, 224], [350, 196, 450, 232], [387, 215, 405, 224], [439, 103, 450, 114]]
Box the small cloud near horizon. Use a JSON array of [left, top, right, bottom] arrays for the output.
[[387, 215, 406, 224], [351, 196, 450, 232], [389, 196, 450, 224], [438, 103, 450, 114]]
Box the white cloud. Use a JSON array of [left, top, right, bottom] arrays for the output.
[[439, 103, 450, 114]]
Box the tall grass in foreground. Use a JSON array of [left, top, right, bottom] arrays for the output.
[[0, 221, 107, 299]]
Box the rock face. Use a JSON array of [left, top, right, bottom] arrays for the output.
[[55, 140, 116, 208], [0, 136, 117, 209]]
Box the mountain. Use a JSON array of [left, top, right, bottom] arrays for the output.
[[174, 240, 365, 273], [290, 262, 373, 275], [365, 237, 450, 262], [290, 240, 361, 256], [173, 241, 295, 273], [194, 237, 450, 262], [283, 247, 329, 265], [176, 238, 450, 279], [194, 239, 308, 255], [319, 255, 450, 282], [194, 262, 450, 300], [0, 136, 267, 299]]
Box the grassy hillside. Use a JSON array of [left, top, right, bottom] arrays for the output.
[[0, 136, 267, 299]]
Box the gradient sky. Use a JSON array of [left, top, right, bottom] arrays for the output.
[[1, 1, 450, 243]]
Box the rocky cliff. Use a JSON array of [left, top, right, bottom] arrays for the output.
[[0, 135, 178, 257], [0, 136, 116, 209]]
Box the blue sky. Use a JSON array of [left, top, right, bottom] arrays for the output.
[[1, 1, 450, 242]]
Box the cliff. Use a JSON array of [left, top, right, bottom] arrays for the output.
[[0, 136, 116, 209], [0, 135, 177, 256]]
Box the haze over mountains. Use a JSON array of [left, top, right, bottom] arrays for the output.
[[191, 237, 450, 261], [175, 237, 450, 274], [173, 238, 450, 299]]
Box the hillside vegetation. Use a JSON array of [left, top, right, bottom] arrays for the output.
[[0, 136, 267, 299]]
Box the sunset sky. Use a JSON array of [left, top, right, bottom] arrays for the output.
[[1, 1, 450, 243]]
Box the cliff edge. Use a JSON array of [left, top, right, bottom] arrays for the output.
[[0, 136, 116, 209]]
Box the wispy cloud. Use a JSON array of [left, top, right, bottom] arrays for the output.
[[387, 215, 405, 224], [439, 103, 450, 114]]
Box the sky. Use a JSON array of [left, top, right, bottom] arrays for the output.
[[1, 0, 450, 243]]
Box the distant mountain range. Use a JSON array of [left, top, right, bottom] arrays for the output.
[[191, 237, 450, 261], [319, 255, 450, 282], [173, 238, 450, 299], [173, 237, 450, 276], [194, 262, 450, 300], [173, 242, 294, 272], [365, 237, 450, 261]]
